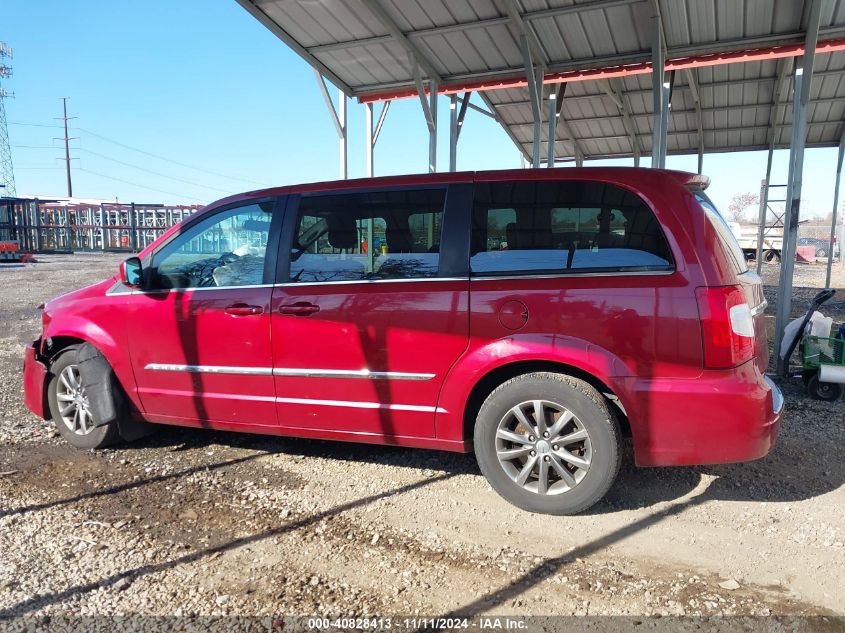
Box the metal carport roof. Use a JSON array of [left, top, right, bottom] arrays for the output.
[[235, 0, 845, 164], [235, 0, 845, 373]]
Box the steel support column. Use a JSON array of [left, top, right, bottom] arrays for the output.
[[450, 94, 458, 172], [363, 99, 390, 179], [775, 0, 824, 376], [338, 90, 347, 179], [840, 217, 845, 273], [34, 202, 42, 252], [547, 90, 557, 167], [520, 31, 543, 168], [651, 13, 666, 168], [825, 130, 845, 287], [657, 72, 673, 168], [365, 102, 374, 178], [413, 64, 438, 173], [129, 202, 137, 252], [449, 92, 470, 172], [315, 71, 348, 179], [99, 205, 106, 250], [429, 80, 438, 173]]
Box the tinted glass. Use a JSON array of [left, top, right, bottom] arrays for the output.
[[152, 202, 273, 288], [289, 189, 445, 283], [691, 189, 749, 274], [471, 181, 673, 275]]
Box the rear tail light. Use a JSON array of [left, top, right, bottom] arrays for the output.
[[695, 285, 756, 369]]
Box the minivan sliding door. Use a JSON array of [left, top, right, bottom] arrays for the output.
[[269, 183, 471, 440]]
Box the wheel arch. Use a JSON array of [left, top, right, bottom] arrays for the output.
[[41, 323, 142, 414], [36, 337, 85, 420], [44, 336, 85, 367], [461, 360, 631, 445]]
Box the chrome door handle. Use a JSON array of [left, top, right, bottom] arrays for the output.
[[279, 302, 320, 316], [224, 303, 264, 316]]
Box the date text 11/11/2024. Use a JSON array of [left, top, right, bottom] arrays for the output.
[[305, 617, 528, 630]]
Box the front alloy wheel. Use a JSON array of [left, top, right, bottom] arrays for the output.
[[47, 347, 120, 449], [55, 364, 95, 435]]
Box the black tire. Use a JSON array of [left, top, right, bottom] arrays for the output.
[[474, 372, 621, 515], [816, 248, 828, 259], [802, 369, 815, 387], [763, 249, 781, 263], [807, 374, 844, 401], [47, 347, 121, 449]]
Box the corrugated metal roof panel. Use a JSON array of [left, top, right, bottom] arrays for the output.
[[239, 0, 845, 161]]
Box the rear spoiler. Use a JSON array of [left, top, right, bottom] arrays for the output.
[[684, 175, 711, 190], [666, 171, 711, 190]]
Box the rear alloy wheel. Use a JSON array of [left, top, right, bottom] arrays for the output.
[[48, 347, 120, 449], [816, 247, 828, 259], [474, 372, 621, 515]]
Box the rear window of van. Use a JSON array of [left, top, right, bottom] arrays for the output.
[[471, 180, 674, 275], [690, 188, 749, 274]]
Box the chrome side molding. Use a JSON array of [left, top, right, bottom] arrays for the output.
[[144, 363, 272, 375], [272, 368, 435, 381], [144, 364, 435, 381]]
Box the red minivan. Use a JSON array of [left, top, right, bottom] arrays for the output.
[[22, 168, 782, 514]]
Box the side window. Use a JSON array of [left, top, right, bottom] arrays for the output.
[[151, 201, 274, 289], [289, 189, 445, 283], [471, 181, 674, 275]]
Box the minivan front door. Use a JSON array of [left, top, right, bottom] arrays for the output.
[[125, 199, 281, 427], [269, 185, 471, 440]]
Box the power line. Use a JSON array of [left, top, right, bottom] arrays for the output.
[[76, 147, 233, 194], [78, 167, 208, 203], [74, 126, 271, 187], [12, 117, 272, 194], [14, 139, 237, 195], [9, 121, 63, 128]]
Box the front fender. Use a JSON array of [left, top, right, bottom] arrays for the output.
[[43, 315, 141, 413], [434, 334, 637, 443]]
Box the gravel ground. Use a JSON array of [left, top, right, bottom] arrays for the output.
[[0, 254, 843, 628]]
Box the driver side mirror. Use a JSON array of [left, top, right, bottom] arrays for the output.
[[119, 257, 143, 289]]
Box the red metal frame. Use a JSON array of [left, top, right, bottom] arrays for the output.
[[358, 37, 845, 104]]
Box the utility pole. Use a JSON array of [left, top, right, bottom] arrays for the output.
[[55, 97, 77, 197], [0, 41, 15, 197]]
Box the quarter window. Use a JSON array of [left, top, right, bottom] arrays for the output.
[[691, 189, 749, 274], [289, 189, 445, 283], [151, 202, 274, 288], [471, 181, 673, 275]]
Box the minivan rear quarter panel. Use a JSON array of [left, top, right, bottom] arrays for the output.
[[434, 169, 771, 467]]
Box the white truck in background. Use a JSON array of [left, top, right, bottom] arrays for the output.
[[728, 222, 784, 262]]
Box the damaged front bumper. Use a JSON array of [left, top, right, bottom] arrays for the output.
[[22, 338, 50, 420]]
